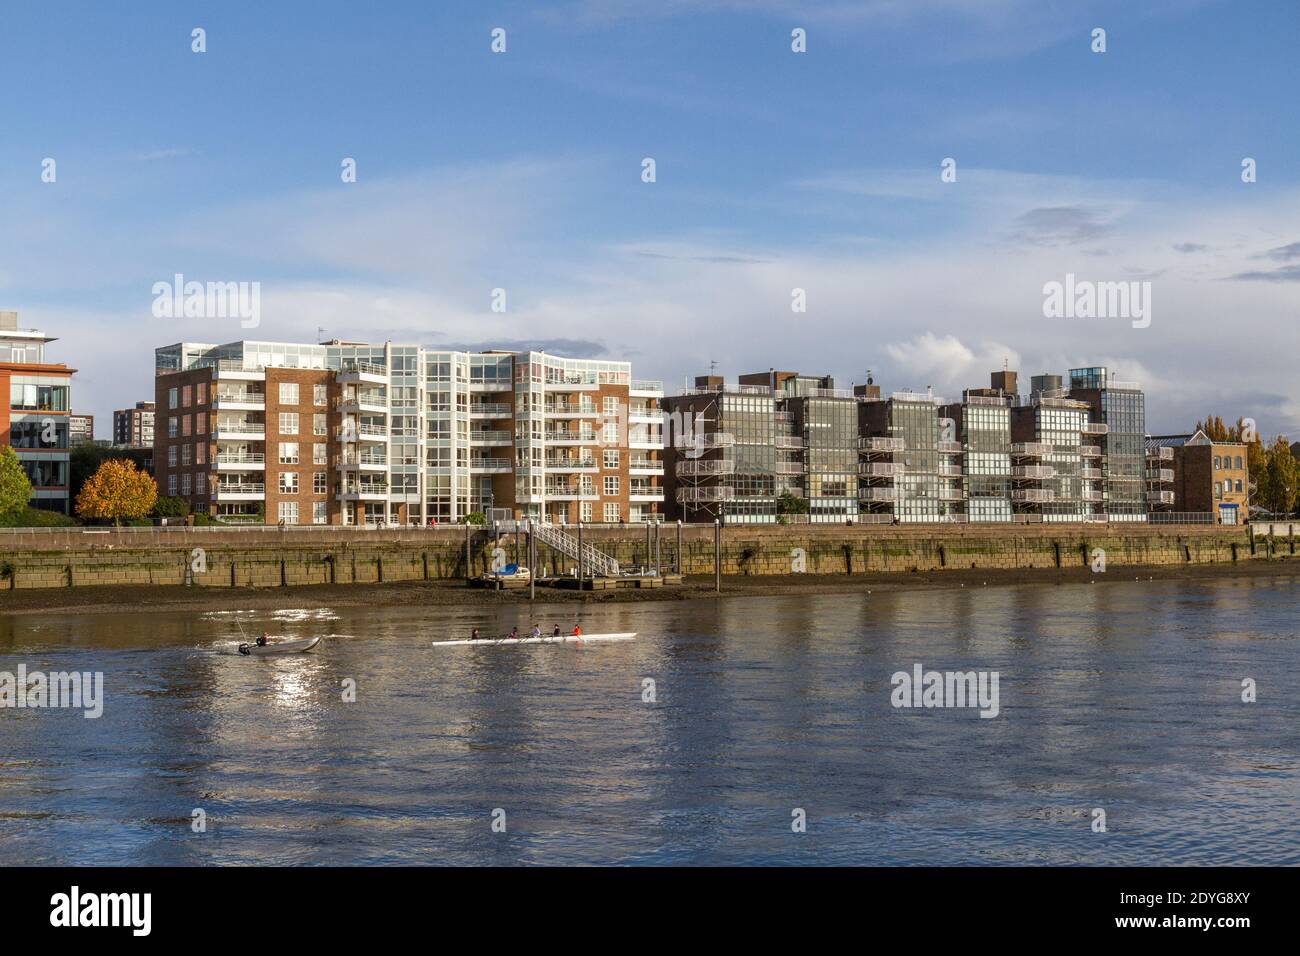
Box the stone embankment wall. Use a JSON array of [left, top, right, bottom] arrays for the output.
[[0, 523, 1278, 592]]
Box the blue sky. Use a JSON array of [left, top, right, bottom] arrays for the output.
[[1, 0, 1298, 435]]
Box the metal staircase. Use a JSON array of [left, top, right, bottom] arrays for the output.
[[531, 522, 620, 577]]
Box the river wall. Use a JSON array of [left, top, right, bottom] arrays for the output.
[[0, 523, 1283, 593]]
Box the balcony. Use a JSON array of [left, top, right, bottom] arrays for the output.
[[214, 453, 266, 471], [630, 380, 665, 397], [545, 456, 597, 472], [470, 457, 512, 473], [859, 487, 900, 502], [629, 407, 661, 424], [774, 461, 803, 475], [937, 487, 964, 501], [336, 394, 387, 415], [1147, 468, 1174, 483], [1081, 467, 1103, 480], [335, 453, 387, 471], [471, 402, 513, 417], [677, 459, 735, 477], [1082, 422, 1109, 435], [860, 436, 905, 452], [630, 486, 665, 501], [214, 482, 265, 501], [544, 430, 597, 445], [1012, 489, 1055, 503], [1081, 490, 1104, 502], [543, 402, 596, 417], [1012, 465, 1056, 480], [1146, 446, 1174, 461], [937, 464, 963, 477], [673, 432, 734, 450], [334, 424, 387, 443], [213, 421, 265, 441], [677, 486, 735, 504], [775, 435, 804, 449], [1080, 445, 1103, 458], [629, 458, 664, 474], [211, 361, 266, 382], [337, 483, 389, 501], [471, 430, 513, 445], [545, 484, 598, 500], [860, 462, 905, 478], [545, 376, 599, 392], [936, 441, 964, 454], [214, 390, 265, 411], [1150, 490, 1175, 505], [336, 362, 388, 385], [1010, 442, 1052, 457]]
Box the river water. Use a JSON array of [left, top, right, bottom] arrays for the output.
[[2, 575, 1298, 865]]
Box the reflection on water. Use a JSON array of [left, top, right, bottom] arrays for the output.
[[1, 575, 1298, 865]]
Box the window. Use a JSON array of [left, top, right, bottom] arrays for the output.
[[313, 442, 326, 465], [196, 412, 206, 433], [1235, 479, 1243, 492], [182, 415, 191, 436], [278, 501, 299, 524], [279, 412, 299, 434], [167, 475, 177, 495], [1213, 455, 1221, 469], [603, 395, 620, 414], [314, 384, 327, 406], [604, 475, 619, 496], [603, 502, 620, 522], [168, 388, 178, 410], [181, 444, 193, 465], [602, 422, 618, 445], [313, 501, 327, 524], [168, 416, 178, 438], [181, 473, 191, 495], [580, 502, 593, 522], [603, 449, 619, 469], [196, 443, 205, 465], [182, 385, 192, 407], [197, 382, 207, 404], [168, 446, 178, 467], [1235, 456, 1243, 469], [279, 442, 300, 464], [313, 472, 327, 494], [279, 472, 298, 494], [279, 383, 299, 405], [313, 413, 326, 436]]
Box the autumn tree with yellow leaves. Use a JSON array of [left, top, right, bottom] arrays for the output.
[[75, 459, 158, 526]]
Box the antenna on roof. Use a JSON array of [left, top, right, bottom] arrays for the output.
[[317, 327, 328, 344], [709, 359, 718, 377]]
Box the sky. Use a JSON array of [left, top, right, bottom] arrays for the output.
[[1, 0, 1297, 437]]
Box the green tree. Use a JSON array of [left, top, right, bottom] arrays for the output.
[[152, 496, 190, 518], [776, 493, 809, 515], [1263, 436, 1297, 515], [0, 447, 34, 517]]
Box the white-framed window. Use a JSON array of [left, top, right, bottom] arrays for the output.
[[602, 422, 618, 445], [580, 502, 593, 522], [313, 472, 327, 494], [279, 412, 299, 434], [181, 473, 191, 495], [181, 444, 193, 465], [603, 502, 619, 523], [313, 501, 327, 524], [602, 395, 619, 414], [279, 442, 300, 464], [168, 446, 177, 467], [313, 384, 327, 406], [167, 475, 177, 495], [313, 413, 327, 436], [313, 442, 326, 464], [604, 475, 619, 496], [278, 501, 299, 524], [603, 449, 619, 469], [168, 387, 178, 409], [279, 383, 299, 405], [279, 472, 298, 494], [168, 416, 178, 438]]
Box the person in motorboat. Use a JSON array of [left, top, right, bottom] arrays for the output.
[[256, 632, 269, 647]]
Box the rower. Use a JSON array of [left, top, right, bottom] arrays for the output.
[[530, 624, 542, 639], [471, 628, 480, 641], [509, 626, 519, 640], [572, 624, 581, 637], [552, 625, 561, 637]]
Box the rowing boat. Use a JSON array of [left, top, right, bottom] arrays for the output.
[[238, 636, 321, 656], [432, 632, 636, 647]]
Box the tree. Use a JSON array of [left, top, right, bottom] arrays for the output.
[[0, 447, 33, 517], [75, 459, 158, 526], [776, 493, 809, 515], [1262, 436, 1297, 515], [152, 496, 189, 518]]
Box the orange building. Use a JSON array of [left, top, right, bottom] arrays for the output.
[[0, 311, 76, 513]]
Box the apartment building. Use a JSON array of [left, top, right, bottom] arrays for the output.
[[153, 341, 663, 525], [1066, 367, 1148, 521], [0, 310, 75, 513], [69, 413, 94, 446], [113, 401, 155, 448], [1147, 431, 1247, 523]]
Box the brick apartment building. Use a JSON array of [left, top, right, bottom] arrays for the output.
[[0, 310, 75, 513], [1147, 430, 1249, 524], [153, 340, 664, 526], [113, 401, 155, 448]]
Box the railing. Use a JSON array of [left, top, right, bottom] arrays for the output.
[[773, 461, 803, 474], [775, 435, 804, 449], [1081, 467, 1103, 479], [1147, 469, 1174, 482], [1010, 443, 1052, 456], [860, 462, 905, 477], [1012, 465, 1056, 479], [1012, 489, 1055, 502], [470, 458, 511, 469], [1080, 446, 1102, 458], [891, 391, 945, 404], [677, 460, 735, 476], [215, 483, 265, 495], [629, 487, 664, 499], [339, 484, 388, 496], [631, 380, 664, 392], [1082, 422, 1109, 435], [543, 403, 596, 415], [859, 487, 900, 501], [340, 361, 387, 376], [682, 383, 771, 396], [677, 486, 735, 503], [673, 432, 735, 449], [543, 430, 597, 442], [936, 441, 963, 454], [545, 457, 597, 469], [628, 458, 664, 472], [214, 422, 265, 435], [471, 430, 513, 442], [530, 521, 620, 576], [471, 402, 513, 415], [215, 453, 265, 464], [1150, 511, 1214, 523], [1146, 446, 1174, 461], [214, 391, 265, 404], [860, 437, 905, 452]]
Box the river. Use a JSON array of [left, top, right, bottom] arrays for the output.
[[2, 575, 1298, 865]]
